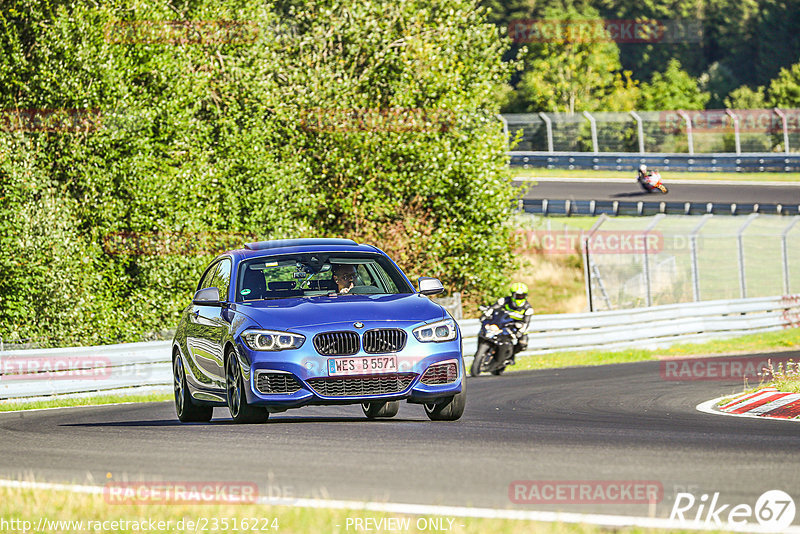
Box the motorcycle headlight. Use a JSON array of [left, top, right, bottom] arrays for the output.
[[242, 329, 305, 351], [413, 318, 457, 343], [485, 324, 501, 337]]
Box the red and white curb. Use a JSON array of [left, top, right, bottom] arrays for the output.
[[697, 387, 800, 421]]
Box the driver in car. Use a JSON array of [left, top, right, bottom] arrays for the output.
[[332, 264, 358, 294]]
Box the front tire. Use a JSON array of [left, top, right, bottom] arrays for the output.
[[470, 342, 493, 377], [226, 352, 269, 424], [362, 401, 400, 419], [658, 184, 668, 194], [425, 362, 466, 421], [173, 355, 213, 423]]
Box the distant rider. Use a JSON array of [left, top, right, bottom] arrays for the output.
[[484, 282, 534, 363], [637, 164, 649, 183]]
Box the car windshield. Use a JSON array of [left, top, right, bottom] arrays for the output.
[[236, 252, 414, 301]]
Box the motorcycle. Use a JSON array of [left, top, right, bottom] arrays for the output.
[[470, 306, 522, 376], [637, 169, 668, 194]]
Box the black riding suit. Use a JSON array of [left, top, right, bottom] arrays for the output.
[[487, 297, 533, 360]]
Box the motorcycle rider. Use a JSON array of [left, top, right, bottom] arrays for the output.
[[637, 164, 649, 184], [484, 282, 533, 364]]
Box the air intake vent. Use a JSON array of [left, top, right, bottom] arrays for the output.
[[306, 374, 416, 397], [420, 362, 459, 385], [256, 372, 302, 394], [363, 329, 407, 354], [313, 331, 360, 356]]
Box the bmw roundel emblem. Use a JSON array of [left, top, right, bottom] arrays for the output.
[[354, 322, 364, 329]]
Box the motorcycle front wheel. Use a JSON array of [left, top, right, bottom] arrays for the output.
[[470, 342, 494, 377], [658, 184, 668, 194]]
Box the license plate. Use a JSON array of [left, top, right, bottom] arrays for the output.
[[327, 355, 397, 376]]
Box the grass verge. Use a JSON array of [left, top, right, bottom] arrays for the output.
[[0, 484, 699, 534], [512, 167, 800, 182], [511, 328, 800, 372], [0, 392, 172, 412]]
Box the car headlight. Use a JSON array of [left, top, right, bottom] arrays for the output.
[[241, 329, 305, 351], [413, 318, 457, 343]]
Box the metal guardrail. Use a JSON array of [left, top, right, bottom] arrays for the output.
[[521, 198, 800, 217], [510, 152, 800, 172], [461, 295, 800, 358], [1, 295, 798, 399]]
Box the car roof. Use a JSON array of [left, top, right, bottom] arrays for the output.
[[229, 238, 382, 261]]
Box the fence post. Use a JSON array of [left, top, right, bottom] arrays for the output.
[[538, 112, 554, 153], [642, 214, 665, 307], [782, 217, 800, 294], [584, 214, 608, 311], [725, 109, 741, 155], [630, 111, 645, 153], [497, 114, 509, 147], [583, 111, 598, 154], [774, 108, 790, 154], [689, 214, 712, 302], [677, 110, 694, 155], [737, 213, 758, 298]]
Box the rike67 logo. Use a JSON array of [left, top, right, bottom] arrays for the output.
[[670, 490, 796, 531]]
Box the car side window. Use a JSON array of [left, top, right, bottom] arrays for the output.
[[210, 259, 232, 301], [198, 262, 219, 292]]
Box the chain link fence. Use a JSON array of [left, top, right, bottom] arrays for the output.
[[505, 109, 800, 154], [583, 214, 800, 310]]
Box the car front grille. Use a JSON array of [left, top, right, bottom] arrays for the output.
[[306, 373, 416, 397], [313, 331, 360, 356], [363, 329, 407, 354], [420, 362, 459, 385], [255, 372, 302, 394]]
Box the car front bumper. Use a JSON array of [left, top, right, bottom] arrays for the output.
[[237, 334, 463, 409]]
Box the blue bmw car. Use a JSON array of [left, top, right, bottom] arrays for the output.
[[172, 238, 465, 423]]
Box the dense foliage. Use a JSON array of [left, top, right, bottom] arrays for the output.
[[0, 0, 516, 345], [484, 0, 800, 111]]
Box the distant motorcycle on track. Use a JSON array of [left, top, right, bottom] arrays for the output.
[[637, 165, 668, 194]]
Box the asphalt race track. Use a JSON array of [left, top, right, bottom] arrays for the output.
[[2, 355, 800, 521], [520, 178, 800, 205]]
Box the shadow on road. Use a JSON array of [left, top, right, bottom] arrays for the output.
[[60, 417, 425, 427], [611, 191, 653, 198]]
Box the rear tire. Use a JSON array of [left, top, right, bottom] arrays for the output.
[[470, 342, 492, 377], [173, 355, 213, 423], [362, 401, 400, 419], [226, 352, 269, 424]]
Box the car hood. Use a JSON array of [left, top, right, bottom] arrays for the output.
[[233, 293, 446, 330]]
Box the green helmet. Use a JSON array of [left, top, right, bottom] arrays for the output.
[[509, 282, 528, 308]]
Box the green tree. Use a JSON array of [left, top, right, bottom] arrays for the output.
[[516, 6, 636, 112], [768, 62, 800, 107], [638, 58, 709, 110], [0, 0, 517, 345], [724, 86, 770, 109]]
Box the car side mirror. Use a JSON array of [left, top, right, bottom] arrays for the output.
[[418, 277, 444, 296], [193, 287, 222, 305]]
